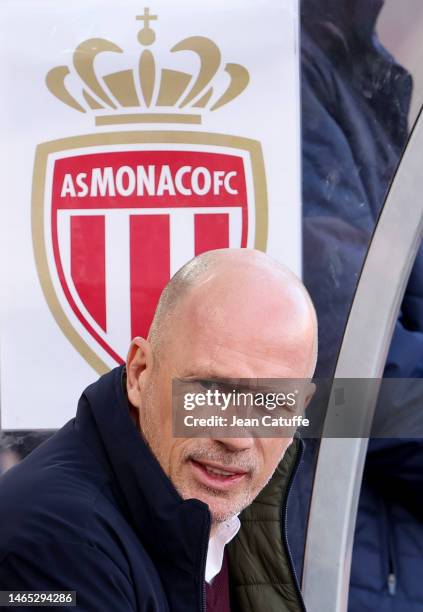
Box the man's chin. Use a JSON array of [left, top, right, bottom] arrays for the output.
[[171, 466, 253, 520], [185, 485, 245, 523]]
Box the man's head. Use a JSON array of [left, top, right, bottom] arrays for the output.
[[127, 249, 317, 530]]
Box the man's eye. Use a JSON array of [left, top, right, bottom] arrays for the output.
[[196, 379, 236, 394], [197, 379, 220, 392]]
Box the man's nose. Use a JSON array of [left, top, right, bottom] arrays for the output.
[[212, 436, 255, 452]]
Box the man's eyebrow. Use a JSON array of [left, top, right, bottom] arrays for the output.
[[176, 367, 223, 378], [177, 374, 234, 383], [177, 374, 246, 388], [177, 375, 285, 393]]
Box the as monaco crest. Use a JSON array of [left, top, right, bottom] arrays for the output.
[[32, 9, 268, 374]]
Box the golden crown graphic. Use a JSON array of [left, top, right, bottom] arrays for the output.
[[46, 7, 250, 126]]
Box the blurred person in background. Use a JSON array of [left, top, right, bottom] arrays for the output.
[[0, 432, 53, 475], [291, 0, 423, 610]]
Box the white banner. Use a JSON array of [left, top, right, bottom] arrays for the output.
[[0, 0, 300, 428]]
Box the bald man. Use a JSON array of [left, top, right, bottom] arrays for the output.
[[0, 249, 317, 612]]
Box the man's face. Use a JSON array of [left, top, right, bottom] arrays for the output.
[[137, 354, 299, 525], [128, 272, 315, 526]]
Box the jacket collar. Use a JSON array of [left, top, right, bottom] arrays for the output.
[[75, 365, 210, 612]]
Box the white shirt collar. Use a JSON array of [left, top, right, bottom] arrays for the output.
[[205, 514, 240, 584]]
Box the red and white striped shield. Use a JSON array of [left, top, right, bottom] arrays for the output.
[[32, 132, 267, 373]]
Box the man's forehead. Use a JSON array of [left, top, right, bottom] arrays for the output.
[[165, 266, 316, 377], [179, 277, 312, 338], [179, 315, 311, 357], [175, 341, 311, 379]]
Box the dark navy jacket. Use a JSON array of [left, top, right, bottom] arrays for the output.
[[294, 1, 423, 610], [0, 368, 305, 612], [0, 367, 211, 611]]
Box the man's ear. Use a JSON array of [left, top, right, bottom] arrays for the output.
[[126, 336, 153, 407]]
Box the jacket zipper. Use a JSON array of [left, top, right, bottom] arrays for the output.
[[380, 498, 397, 597], [387, 571, 396, 597], [202, 582, 207, 612], [386, 508, 397, 596], [200, 514, 211, 612], [281, 437, 307, 612]]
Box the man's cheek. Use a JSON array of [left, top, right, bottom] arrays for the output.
[[263, 445, 287, 476]]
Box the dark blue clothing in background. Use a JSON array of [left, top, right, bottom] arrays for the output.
[[294, 1, 423, 610]]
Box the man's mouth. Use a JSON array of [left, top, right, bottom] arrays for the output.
[[189, 458, 249, 491]]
